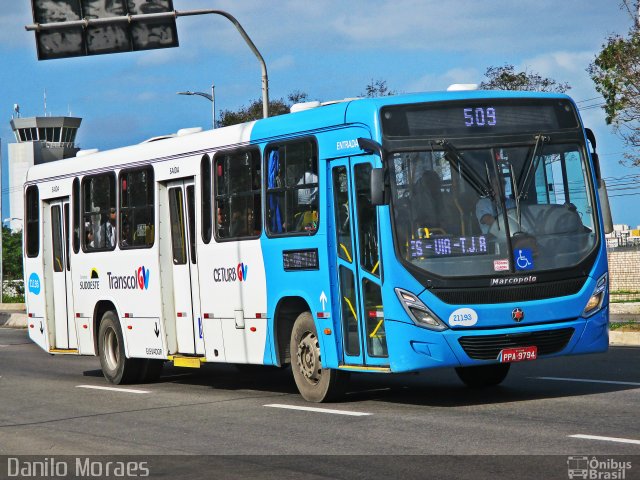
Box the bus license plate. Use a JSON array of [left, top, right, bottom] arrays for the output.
[[499, 346, 537, 363]]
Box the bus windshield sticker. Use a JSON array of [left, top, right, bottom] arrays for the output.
[[493, 259, 510, 271], [514, 249, 534, 271]]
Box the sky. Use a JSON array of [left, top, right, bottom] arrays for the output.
[[0, 0, 638, 226]]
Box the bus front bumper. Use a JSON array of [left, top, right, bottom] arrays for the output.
[[384, 306, 609, 373]]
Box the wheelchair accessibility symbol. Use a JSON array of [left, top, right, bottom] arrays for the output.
[[514, 248, 534, 271]]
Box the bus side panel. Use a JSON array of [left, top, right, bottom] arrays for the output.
[[197, 238, 268, 364], [25, 243, 49, 352], [253, 126, 373, 369]]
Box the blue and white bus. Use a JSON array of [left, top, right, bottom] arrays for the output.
[[23, 89, 613, 402]]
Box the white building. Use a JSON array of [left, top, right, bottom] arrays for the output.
[[8, 116, 81, 231]]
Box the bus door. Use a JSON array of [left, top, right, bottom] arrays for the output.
[[44, 198, 76, 350], [166, 179, 205, 355], [329, 157, 389, 367]]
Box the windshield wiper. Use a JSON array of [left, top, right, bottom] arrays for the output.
[[434, 140, 489, 196], [517, 134, 549, 201]]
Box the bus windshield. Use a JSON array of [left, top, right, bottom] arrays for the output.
[[389, 141, 598, 278]]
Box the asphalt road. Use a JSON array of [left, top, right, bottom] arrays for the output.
[[0, 327, 638, 479]]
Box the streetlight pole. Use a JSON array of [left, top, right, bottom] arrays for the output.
[[177, 82, 216, 129], [25, 9, 269, 118]]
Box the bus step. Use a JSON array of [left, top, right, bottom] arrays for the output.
[[338, 365, 391, 373], [49, 348, 79, 354], [169, 355, 205, 369]]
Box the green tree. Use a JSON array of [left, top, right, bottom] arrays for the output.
[[217, 91, 308, 127], [2, 226, 23, 280], [480, 64, 570, 93], [2, 226, 24, 301], [588, 2, 640, 165], [361, 79, 396, 98]]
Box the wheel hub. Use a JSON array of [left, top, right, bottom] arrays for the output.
[[297, 331, 321, 384]]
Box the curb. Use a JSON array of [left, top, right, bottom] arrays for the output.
[[0, 313, 27, 328], [609, 330, 640, 347], [0, 303, 25, 312]]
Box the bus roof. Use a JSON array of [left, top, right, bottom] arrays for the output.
[[25, 89, 572, 184]]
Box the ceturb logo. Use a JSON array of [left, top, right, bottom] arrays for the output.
[[213, 263, 248, 283], [108, 266, 150, 290]]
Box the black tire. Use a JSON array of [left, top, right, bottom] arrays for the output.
[[455, 363, 511, 388], [290, 311, 348, 402], [138, 359, 164, 383], [98, 310, 143, 384]]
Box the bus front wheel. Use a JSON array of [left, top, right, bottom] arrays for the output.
[[98, 310, 143, 384], [455, 363, 511, 388], [290, 312, 347, 402]]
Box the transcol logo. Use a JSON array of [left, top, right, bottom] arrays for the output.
[[108, 266, 150, 290], [137, 266, 150, 290]]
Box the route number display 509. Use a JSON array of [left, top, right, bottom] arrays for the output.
[[464, 107, 496, 127]]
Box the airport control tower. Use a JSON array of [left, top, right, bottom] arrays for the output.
[[7, 114, 81, 231]]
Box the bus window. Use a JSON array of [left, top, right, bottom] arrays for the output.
[[72, 178, 80, 254], [266, 139, 319, 235], [332, 166, 352, 262], [214, 148, 261, 240], [339, 266, 360, 356], [201, 154, 212, 244], [51, 205, 64, 272], [186, 185, 196, 263], [119, 166, 154, 248], [25, 185, 40, 257], [354, 164, 380, 276], [82, 173, 116, 252], [362, 278, 388, 357], [168, 188, 187, 265]]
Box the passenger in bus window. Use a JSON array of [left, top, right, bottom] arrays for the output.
[[99, 208, 117, 248], [412, 171, 442, 233], [85, 228, 95, 249], [476, 176, 515, 234], [229, 204, 246, 238]]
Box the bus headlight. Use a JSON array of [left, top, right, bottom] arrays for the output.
[[583, 273, 608, 317], [395, 288, 448, 331]]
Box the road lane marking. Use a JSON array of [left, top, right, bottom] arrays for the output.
[[532, 377, 640, 386], [264, 404, 371, 416], [76, 385, 149, 394], [570, 434, 640, 445]]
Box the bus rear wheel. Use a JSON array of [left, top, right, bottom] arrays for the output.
[[290, 312, 347, 402], [455, 363, 511, 388], [98, 310, 143, 384]]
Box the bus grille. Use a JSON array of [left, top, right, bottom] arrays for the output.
[[432, 277, 586, 305], [458, 328, 575, 360]]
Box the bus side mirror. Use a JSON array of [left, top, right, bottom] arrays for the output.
[[585, 128, 613, 234], [371, 168, 387, 206], [357, 137, 389, 206], [598, 179, 614, 234]]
